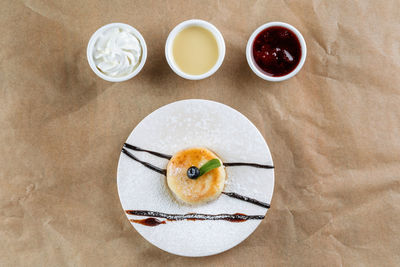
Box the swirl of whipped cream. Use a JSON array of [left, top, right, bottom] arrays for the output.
[[93, 27, 142, 77]]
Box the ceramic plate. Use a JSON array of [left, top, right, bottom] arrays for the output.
[[117, 99, 274, 257]]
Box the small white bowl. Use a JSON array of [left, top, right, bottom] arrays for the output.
[[87, 23, 147, 82], [246, 22, 307, 82], [165, 19, 225, 80]]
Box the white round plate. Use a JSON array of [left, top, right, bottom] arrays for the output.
[[117, 99, 274, 257]]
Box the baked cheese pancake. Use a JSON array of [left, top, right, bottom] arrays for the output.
[[167, 147, 226, 204]]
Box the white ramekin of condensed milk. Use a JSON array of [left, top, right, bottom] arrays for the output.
[[165, 19, 225, 80]]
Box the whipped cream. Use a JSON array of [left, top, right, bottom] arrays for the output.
[[93, 27, 142, 77]]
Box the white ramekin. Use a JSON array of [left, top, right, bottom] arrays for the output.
[[246, 22, 307, 82], [87, 23, 147, 82], [165, 19, 225, 80]]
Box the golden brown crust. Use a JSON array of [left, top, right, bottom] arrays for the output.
[[167, 147, 226, 204]]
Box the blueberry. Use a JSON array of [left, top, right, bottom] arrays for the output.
[[187, 166, 200, 179]]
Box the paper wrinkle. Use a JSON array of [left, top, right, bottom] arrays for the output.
[[21, 0, 76, 31], [22, 1, 62, 24], [1, 0, 400, 265]]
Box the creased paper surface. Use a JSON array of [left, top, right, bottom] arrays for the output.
[[0, 0, 399, 266]]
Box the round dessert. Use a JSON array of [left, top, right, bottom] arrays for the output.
[[166, 147, 226, 204]]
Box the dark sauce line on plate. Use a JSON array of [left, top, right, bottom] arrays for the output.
[[121, 148, 167, 175], [126, 210, 265, 223], [124, 143, 172, 159], [222, 192, 270, 209], [130, 218, 166, 226], [224, 162, 274, 169], [123, 144, 274, 169]]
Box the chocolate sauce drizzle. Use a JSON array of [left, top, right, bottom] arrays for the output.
[[121, 148, 167, 175], [121, 144, 272, 209], [123, 143, 172, 160], [222, 192, 270, 209], [126, 210, 265, 222], [123, 143, 274, 169], [224, 162, 274, 169], [130, 218, 166, 226]]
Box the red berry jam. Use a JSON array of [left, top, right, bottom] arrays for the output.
[[252, 26, 302, 77]]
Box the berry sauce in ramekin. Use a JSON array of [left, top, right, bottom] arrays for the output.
[[252, 26, 301, 77]]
